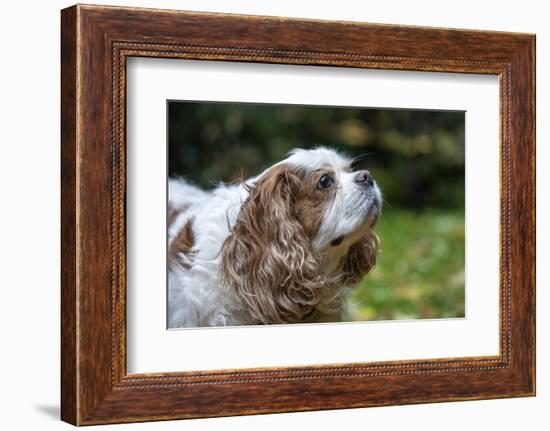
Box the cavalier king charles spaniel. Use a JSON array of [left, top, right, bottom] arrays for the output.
[[168, 147, 381, 327]]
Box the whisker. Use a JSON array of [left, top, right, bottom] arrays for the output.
[[381, 197, 392, 209], [351, 152, 376, 166]]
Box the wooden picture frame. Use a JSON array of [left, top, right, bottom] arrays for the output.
[[61, 4, 535, 425]]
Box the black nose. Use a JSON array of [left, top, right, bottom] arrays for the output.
[[354, 170, 374, 187]]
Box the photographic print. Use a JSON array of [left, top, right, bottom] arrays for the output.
[[167, 101, 465, 328]]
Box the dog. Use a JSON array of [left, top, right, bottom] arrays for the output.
[[168, 147, 381, 327]]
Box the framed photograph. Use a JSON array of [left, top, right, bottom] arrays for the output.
[[61, 4, 535, 425]]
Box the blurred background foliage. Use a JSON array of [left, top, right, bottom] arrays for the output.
[[169, 101, 465, 321]]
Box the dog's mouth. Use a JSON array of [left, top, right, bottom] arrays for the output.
[[327, 181, 381, 248], [356, 191, 380, 228], [330, 206, 378, 248]]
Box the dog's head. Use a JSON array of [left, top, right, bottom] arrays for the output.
[[220, 147, 381, 324]]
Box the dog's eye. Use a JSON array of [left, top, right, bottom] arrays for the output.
[[318, 174, 333, 189]]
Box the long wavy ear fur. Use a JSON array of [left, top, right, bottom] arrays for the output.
[[219, 165, 324, 324], [340, 231, 379, 286]]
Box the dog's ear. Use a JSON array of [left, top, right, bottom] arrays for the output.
[[219, 164, 323, 324], [340, 231, 379, 286]]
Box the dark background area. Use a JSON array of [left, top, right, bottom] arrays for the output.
[[168, 101, 465, 321]]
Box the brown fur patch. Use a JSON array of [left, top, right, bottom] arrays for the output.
[[169, 218, 195, 269], [340, 231, 379, 286], [292, 167, 337, 239], [167, 207, 181, 226], [168, 203, 190, 227]]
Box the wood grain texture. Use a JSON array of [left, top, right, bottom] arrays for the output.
[[60, 4, 536, 425]]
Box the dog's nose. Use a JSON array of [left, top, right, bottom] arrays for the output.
[[354, 170, 374, 187]]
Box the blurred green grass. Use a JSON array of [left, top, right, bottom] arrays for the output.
[[348, 209, 465, 321]]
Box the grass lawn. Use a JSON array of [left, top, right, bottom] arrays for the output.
[[348, 209, 465, 322]]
